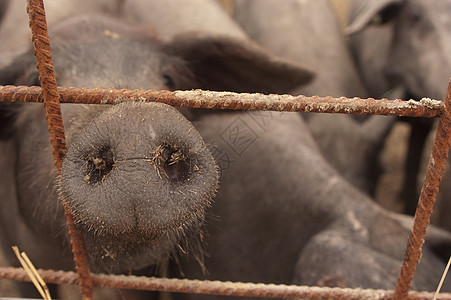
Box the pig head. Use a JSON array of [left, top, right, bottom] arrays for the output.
[[348, 0, 451, 100], [7, 101, 218, 273], [0, 9, 312, 283]]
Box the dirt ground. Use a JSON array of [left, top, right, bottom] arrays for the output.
[[374, 122, 410, 213], [374, 119, 448, 228]]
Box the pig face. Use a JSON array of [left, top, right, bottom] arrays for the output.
[[387, 0, 451, 100], [348, 0, 451, 100]]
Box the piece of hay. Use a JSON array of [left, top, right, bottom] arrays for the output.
[[433, 255, 451, 300], [12, 246, 52, 300]]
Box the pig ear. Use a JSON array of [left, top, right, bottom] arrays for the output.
[[163, 33, 314, 94], [346, 0, 403, 35]]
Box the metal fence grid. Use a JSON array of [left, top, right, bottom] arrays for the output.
[[0, 0, 451, 299]]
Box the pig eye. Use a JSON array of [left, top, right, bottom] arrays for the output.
[[84, 146, 115, 185], [408, 12, 422, 26], [162, 74, 175, 90], [371, 3, 401, 25]]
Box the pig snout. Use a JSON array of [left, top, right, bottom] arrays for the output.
[[59, 102, 218, 271]]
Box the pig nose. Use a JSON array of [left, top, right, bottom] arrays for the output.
[[60, 102, 218, 238]]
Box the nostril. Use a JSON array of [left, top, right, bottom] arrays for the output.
[[152, 143, 191, 182], [165, 152, 191, 182], [85, 146, 115, 185]]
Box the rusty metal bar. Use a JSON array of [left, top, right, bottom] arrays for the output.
[[393, 78, 451, 300], [26, 0, 93, 298], [1, 267, 451, 300], [26, 1, 65, 168], [0, 85, 443, 117]]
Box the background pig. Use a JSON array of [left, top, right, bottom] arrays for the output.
[[231, 0, 395, 196], [386, 1, 451, 99], [121, 0, 247, 40], [346, 0, 403, 99], [0, 0, 121, 57], [347, 0, 451, 216], [1, 1, 451, 299], [348, 0, 450, 101]]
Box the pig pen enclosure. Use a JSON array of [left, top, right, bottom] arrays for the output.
[[0, 0, 451, 299]]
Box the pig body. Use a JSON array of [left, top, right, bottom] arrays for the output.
[[1, 2, 451, 299], [348, 0, 451, 217], [180, 109, 451, 296]]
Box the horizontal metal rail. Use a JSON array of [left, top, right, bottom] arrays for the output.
[[0, 85, 444, 117], [1, 267, 451, 300]]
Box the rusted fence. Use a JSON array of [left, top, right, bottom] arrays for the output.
[[0, 0, 450, 299]]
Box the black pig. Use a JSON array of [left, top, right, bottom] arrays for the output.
[[0, 11, 312, 298]]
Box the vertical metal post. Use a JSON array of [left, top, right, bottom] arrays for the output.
[[26, 0, 94, 298], [394, 78, 451, 299]]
